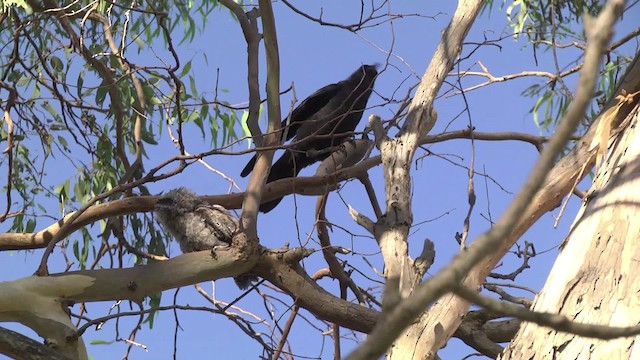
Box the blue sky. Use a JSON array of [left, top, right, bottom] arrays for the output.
[[1, 1, 640, 359]]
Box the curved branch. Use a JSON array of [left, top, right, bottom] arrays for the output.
[[254, 249, 378, 333]]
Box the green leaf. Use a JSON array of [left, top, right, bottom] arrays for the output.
[[79, 73, 92, 97], [31, 82, 40, 99], [11, 214, 24, 232], [73, 240, 80, 263], [97, 0, 108, 13], [532, 91, 552, 129], [73, 234, 90, 269], [140, 126, 158, 145], [95, 81, 108, 107], [193, 108, 205, 138], [25, 219, 36, 233], [181, 60, 192, 78], [16, 74, 30, 87], [50, 56, 64, 72], [90, 339, 114, 345], [144, 293, 162, 328], [189, 75, 198, 98], [55, 179, 71, 204], [42, 102, 59, 120], [57, 136, 69, 151]]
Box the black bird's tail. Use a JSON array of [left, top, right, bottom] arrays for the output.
[[259, 150, 314, 212], [240, 154, 257, 177], [240, 110, 315, 178]]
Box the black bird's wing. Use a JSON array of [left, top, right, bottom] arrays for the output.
[[283, 83, 341, 141], [291, 64, 377, 160], [240, 84, 341, 178]]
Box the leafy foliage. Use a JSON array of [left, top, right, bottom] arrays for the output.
[[0, 1, 242, 237], [502, 0, 630, 131], [506, 0, 604, 41]]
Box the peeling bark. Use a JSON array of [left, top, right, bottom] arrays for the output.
[[500, 106, 640, 359]]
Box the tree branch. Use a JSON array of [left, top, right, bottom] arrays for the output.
[[347, 1, 626, 359], [240, 0, 282, 237], [0, 326, 72, 360]]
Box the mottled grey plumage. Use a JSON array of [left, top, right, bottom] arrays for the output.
[[154, 187, 257, 289]]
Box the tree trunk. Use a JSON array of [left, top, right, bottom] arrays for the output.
[[500, 104, 640, 359]]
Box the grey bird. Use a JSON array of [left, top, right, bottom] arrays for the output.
[[154, 187, 257, 290]]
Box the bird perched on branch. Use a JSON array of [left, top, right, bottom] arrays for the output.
[[154, 187, 257, 290], [240, 64, 379, 213]]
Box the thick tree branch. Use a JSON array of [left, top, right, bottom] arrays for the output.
[[254, 249, 378, 333], [355, 0, 485, 359], [240, 0, 282, 236], [218, 1, 262, 144], [0, 249, 255, 359], [0, 326, 72, 360], [348, 0, 626, 359]]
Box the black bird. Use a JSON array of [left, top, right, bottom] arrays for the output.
[[240, 64, 378, 212]]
